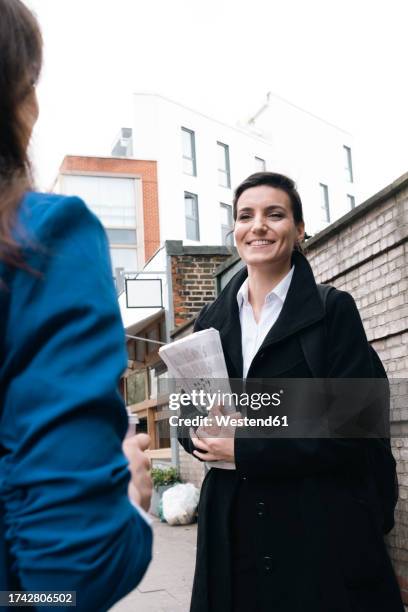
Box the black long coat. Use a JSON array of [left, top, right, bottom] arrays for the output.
[[180, 251, 403, 612]]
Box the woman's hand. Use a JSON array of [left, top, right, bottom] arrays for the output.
[[123, 433, 153, 511], [190, 406, 239, 462]]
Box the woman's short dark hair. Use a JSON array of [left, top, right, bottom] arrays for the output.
[[232, 172, 304, 225], [0, 0, 43, 267]]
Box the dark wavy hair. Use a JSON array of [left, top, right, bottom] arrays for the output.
[[233, 172, 304, 223], [0, 0, 43, 267]]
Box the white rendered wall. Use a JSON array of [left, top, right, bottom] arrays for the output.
[[118, 246, 170, 332], [252, 94, 356, 234], [132, 93, 357, 244]]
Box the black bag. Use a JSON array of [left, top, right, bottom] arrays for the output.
[[299, 284, 398, 534]]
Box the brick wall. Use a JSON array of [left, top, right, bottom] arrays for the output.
[[60, 155, 160, 262], [303, 174, 408, 600], [166, 242, 232, 327]]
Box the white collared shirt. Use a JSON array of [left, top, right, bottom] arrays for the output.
[[237, 266, 294, 378]]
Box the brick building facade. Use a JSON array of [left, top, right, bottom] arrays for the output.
[[165, 241, 234, 327], [58, 155, 160, 263]]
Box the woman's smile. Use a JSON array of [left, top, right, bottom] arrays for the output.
[[246, 239, 276, 247]]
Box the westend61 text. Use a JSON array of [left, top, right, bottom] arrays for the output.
[[169, 414, 289, 427], [168, 390, 282, 411]]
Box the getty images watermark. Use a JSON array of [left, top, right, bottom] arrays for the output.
[[168, 389, 287, 428], [159, 378, 397, 438]]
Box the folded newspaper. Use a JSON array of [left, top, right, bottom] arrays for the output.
[[159, 328, 236, 470]]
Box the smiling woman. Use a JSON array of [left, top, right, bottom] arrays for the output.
[[179, 171, 403, 612]]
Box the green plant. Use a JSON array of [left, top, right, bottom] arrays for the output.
[[151, 466, 180, 488]]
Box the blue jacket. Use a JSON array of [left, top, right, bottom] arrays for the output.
[[0, 193, 152, 610]]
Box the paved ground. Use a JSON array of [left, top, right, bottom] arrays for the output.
[[111, 517, 408, 612], [111, 517, 197, 612]]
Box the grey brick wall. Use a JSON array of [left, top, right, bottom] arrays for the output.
[[304, 176, 408, 601]]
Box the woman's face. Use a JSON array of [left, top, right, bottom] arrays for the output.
[[234, 185, 305, 269]]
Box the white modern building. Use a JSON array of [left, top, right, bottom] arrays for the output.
[[54, 92, 358, 275], [131, 92, 357, 240]]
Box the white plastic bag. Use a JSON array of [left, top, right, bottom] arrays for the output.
[[162, 483, 200, 525]]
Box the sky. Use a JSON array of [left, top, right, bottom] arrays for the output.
[[27, 0, 408, 203]]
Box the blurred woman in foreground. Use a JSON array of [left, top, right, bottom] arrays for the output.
[[0, 1, 152, 608]]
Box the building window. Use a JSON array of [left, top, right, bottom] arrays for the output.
[[343, 145, 354, 183], [185, 192, 200, 241], [319, 183, 330, 223], [217, 142, 231, 188], [347, 194, 356, 209], [110, 248, 138, 272], [220, 203, 233, 246], [182, 127, 197, 176], [105, 228, 137, 244], [255, 156, 266, 172], [60, 173, 138, 272]]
